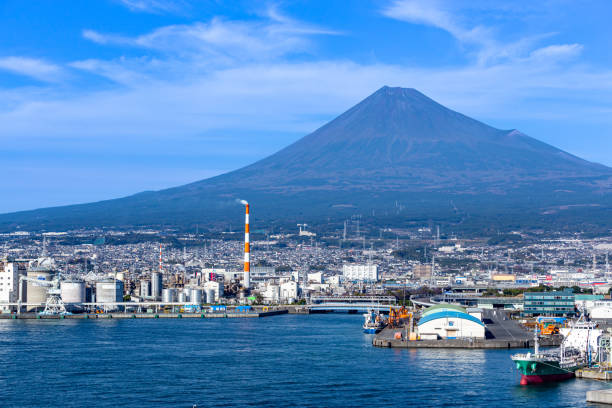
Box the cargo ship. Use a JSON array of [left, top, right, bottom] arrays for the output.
[[363, 309, 385, 334], [511, 321, 593, 385]]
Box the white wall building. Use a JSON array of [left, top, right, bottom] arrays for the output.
[[307, 272, 323, 284], [263, 284, 280, 303], [327, 275, 341, 286], [280, 281, 298, 302], [342, 264, 378, 282], [0, 262, 23, 311], [417, 306, 486, 339], [203, 280, 224, 302]]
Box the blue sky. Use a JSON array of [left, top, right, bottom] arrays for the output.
[[1, 0, 611, 213]]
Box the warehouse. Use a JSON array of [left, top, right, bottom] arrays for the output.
[[418, 305, 486, 339]]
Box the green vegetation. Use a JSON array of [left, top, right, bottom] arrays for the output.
[[392, 246, 428, 263], [487, 233, 523, 246]]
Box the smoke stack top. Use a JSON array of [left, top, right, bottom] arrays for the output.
[[239, 199, 248, 205]]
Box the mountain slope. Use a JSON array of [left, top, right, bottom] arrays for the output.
[[205, 86, 607, 192], [2, 86, 611, 232]]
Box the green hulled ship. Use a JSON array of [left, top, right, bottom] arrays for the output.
[[511, 349, 585, 385], [511, 323, 590, 385]]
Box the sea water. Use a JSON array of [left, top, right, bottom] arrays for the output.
[[0, 314, 608, 407]]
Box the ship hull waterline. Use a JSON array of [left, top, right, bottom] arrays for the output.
[[519, 372, 575, 385]]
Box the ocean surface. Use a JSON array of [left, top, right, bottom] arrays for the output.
[[0, 313, 609, 407]]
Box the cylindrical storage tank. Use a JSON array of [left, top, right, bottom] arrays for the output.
[[177, 292, 186, 303], [140, 280, 151, 298], [96, 279, 124, 308], [205, 288, 215, 304], [162, 288, 176, 303], [151, 272, 162, 299], [60, 280, 86, 303], [26, 269, 52, 311], [190, 289, 202, 305]]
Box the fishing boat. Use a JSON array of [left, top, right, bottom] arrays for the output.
[[363, 309, 385, 334]]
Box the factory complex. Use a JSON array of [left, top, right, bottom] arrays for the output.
[[1, 203, 612, 320]]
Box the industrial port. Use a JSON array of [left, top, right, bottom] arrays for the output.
[[3, 204, 612, 404]]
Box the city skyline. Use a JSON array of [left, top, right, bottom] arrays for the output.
[[1, 0, 612, 212]]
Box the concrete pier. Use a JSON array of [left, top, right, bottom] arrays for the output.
[[0, 309, 288, 320], [577, 368, 612, 380], [373, 308, 562, 349], [372, 336, 561, 349], [587, 389, 612, 405]]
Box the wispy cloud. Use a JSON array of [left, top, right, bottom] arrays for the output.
[[530, 43, 584, 60], [382, 0, 485, 43], [115, 0, 187, 14], [0, 56, 63, 82], [381, 0, 582, 66], [82, 13, 338, 64]]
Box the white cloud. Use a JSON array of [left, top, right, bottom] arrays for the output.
[[382, 0, 494, 55], [381, 0, 582, 66], [1, 6, 608, 143], [69, 57, 161, 85], [82, 29, 114, 45], [81, 14, 338, 64], [115, 0, 186, 14], [3, 58, 612, 146], [382, 0, 475, 42], [0, 56, 63, 82], [530, 43, 584, 60]]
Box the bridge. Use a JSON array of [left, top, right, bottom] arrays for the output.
[[307, 296, 397, 312]]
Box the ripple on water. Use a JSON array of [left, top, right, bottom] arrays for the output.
[[0, 314, 607, 407]]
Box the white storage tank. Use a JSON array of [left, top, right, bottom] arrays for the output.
[[205, 288, 215, 304], [96, 279, 124, 305], [26, 269, 52, 311], [61, 280, 86, 303], [177, 292, 187, 303], [162, 288, 176, 303], [190, 288, 202, 305], [151, 272, 163, 299], [140, 280, 151, 298]]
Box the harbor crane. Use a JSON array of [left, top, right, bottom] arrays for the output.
[[17, 273, 67, 315]]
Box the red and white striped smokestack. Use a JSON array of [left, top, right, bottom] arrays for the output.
[[241, 200, 250, 272], [240, 199, 250, 289]]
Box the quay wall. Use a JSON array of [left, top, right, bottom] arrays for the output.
[[0, 310, 288, 320]]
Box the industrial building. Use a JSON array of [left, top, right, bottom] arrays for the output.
[[342, 264, 378, 282], [523, 289, 576, 317], [412, 264, 432, 280], [280, 280, 298, 303], [417, 304, 486, 339], [0, 261, 25, 312]]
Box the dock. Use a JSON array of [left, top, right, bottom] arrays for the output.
[[373, 309, 562, 349], [577, 368, 612, 380], [372, 335, 561, 349], [587, 389, 612, 405], [0, 309, 288, 320]]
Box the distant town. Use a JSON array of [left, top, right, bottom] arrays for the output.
[[2, 220, 611, 314]]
